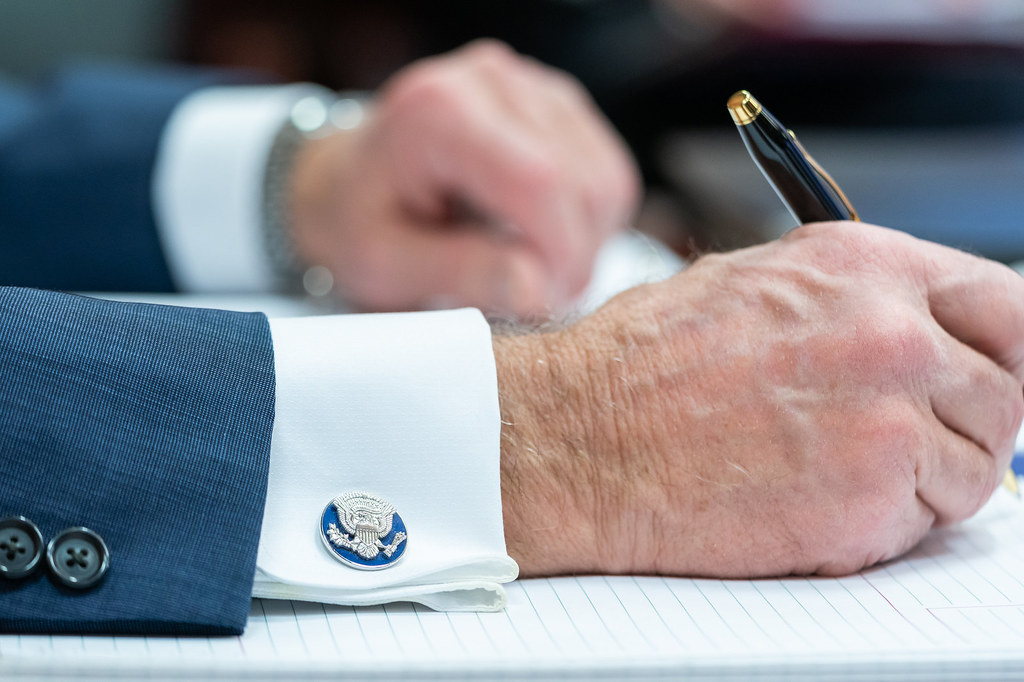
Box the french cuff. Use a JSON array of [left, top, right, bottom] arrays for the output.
[[151, 83, 330, 292], [256, 308, 518, 611]]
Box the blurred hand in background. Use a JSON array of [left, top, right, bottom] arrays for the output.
[[289, 40, 641, 318]]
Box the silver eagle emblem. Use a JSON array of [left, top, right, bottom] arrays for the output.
[[324, 492, 407, 565]]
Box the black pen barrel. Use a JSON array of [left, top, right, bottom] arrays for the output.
[[729, 92, 855, 224]]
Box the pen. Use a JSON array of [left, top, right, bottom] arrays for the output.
[[727, 90, 858, 224], [727, 89, 1020, 498]]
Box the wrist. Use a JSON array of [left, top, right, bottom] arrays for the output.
[[494, 322, 625, 575], [288, 127, 356, 274]]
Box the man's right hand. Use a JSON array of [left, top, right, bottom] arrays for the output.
[[495, 222, 1024, 578]]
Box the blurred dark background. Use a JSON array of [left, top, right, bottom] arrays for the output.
[[5, 0, 1024, 257]]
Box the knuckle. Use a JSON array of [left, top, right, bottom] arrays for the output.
[[388, 69, 461, 115], [946, 455, 997, 524], [839, 408, 920, 528], [517, 155, 563, 195], [783, 222, 902, 276], [973, 377, 1024, 467], [968, 468, 998, 519], [382, 58, 474, 123], [463, 38, 515, 62], [844, 308, 937, 381], [545, 67, 589, 102], [461, 40, 521, 81], [850, 406, 921, 492]]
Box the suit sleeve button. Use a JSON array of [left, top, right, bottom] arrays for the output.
[[0, 516, 44, 579], [46, 527, 110, 589]]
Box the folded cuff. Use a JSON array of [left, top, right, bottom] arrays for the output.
[[256, 308, 517, 611]]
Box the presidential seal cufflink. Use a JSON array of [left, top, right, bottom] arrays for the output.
[[320, 492, 407, 570]]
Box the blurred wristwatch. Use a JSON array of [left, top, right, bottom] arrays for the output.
[[261, 89, 367, 296]]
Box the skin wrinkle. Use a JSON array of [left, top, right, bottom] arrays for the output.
[[498, 331, 603, 574], [571, 316, 667, 573], [606, 333, 682, 565], [578, 338, 633, 572], [499, 402, 550, 545]]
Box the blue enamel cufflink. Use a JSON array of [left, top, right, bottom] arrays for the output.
[[320, 492, 407, 570]]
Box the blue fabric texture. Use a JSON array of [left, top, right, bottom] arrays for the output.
[[0, 64, 231, 291], [0, 287, 276, 635]]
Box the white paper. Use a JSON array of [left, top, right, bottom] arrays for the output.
[[5, 488, 1024, 679]]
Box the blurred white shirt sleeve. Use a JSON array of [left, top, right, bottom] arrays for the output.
[[152, 84, 324, 292]]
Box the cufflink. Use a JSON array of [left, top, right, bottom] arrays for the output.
[[46, 527, 110, 589], [0, 516, 44, 579], [320, 492, 407, 570]]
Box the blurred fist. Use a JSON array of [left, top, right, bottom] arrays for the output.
[[290, 40, 640, 318]]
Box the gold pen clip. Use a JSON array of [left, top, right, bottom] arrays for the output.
[[787, 130, 860, 222]]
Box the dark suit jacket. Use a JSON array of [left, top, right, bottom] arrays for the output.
[[0, 64, 235, 291], [0, 66, 277, 634], [0, 287, 276, 635]]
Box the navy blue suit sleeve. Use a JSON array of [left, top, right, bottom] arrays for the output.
[[0, 287, 276, 635], [0, 65, 235, 292]]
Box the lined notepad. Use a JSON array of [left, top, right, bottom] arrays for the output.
[[4, 487, 1024, 680]]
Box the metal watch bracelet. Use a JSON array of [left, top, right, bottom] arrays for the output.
[[261, 89, 367, 296]]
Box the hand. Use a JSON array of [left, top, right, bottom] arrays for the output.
[[496, 222, 1024, 578], [289, 40, 640, 318]]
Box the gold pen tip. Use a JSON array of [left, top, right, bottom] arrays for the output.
[[728, 90, 762, 126]]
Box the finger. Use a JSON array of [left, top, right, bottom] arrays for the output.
[[929, 334, 1024, 461], [916, 410, 1005, 526], [376, 221, 554, 318], [400, 102, 593, 304], [923, 247, 1024, 379], [816, 495, 934, 576], [468, 45, 575, 136], [505, 56, 641, 240]]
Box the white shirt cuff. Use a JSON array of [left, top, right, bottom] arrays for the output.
[[255, 308, 518, 611], [152, 84, 327, 293]]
